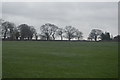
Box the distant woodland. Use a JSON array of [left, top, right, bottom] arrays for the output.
[[0, 19, 119, 42]]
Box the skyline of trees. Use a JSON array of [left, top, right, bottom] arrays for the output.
[[1, 19, 119, 41]]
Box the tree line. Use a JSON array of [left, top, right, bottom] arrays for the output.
[[0, 19, 119, 42]]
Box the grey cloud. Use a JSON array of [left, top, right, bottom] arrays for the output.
[[2, 2, 118, 39]]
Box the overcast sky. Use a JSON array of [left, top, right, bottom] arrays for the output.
[[2, 2, 118, 39]]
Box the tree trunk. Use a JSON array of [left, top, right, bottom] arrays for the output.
[[95, 36, 97, 41], [52, 33, 55, 40], [21, 36, 24, 40], [28, 37, 30, 40], [61, 35, 63, 40], [35, 36, 38, 41], [16, 37, 18, 40], [52, 35, 55, 40], [30, 36, 33, 40], [69, 37, 71, 41], [4, 30, 7, 40], [47, 36, 49, 40]]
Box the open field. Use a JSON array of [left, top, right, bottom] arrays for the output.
[[2, 41, 118, 78]]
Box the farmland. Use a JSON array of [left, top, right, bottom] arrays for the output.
[[2, 41, 118, 78]]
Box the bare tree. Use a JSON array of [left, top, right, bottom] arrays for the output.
[[40, 23, 58, 40], [64, 26, 77, 41], [29, 26, 36, 40], [56, 28, 64, 40], [35, 33, 38, 40], [40, 23, 52, 40], [18, 24, 36, 40], [2, 21, 15, 40], [18, 24, 29, 40], [50, 25, 58, 40], [88, 29, 103, 41], [75, 29, 83, 40], [13, 27, 20, 40]]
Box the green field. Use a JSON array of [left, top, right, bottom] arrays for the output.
[[2, 41, 118, 78]]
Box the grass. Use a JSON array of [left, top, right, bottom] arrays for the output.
[[2, 41, 118, 78]]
